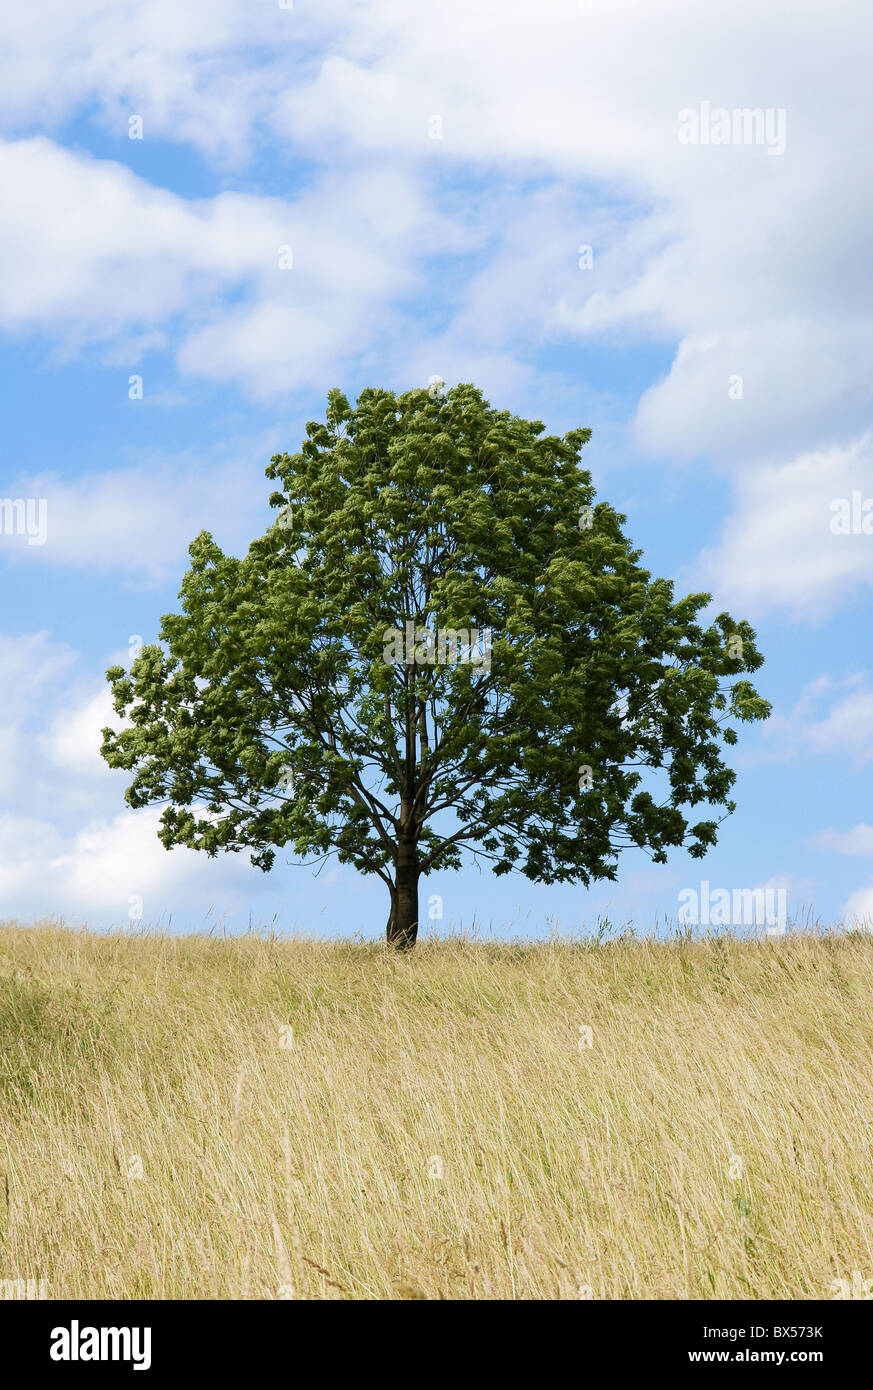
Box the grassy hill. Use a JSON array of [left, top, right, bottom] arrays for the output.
[[1, 922, 871, 1300]]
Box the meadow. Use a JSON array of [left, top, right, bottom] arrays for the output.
[[1, 921, 871, 1300]]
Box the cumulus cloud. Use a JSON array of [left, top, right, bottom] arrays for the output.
[[0, 815, 68, 899], [44, 687, 118, 776], [0, 804, 255, 926], [2, 436, 275, 582], [0, 634, 267, 926], [0, 633, 135, 826], [0, 632, 78, 800], [267, 0, 873, 464], [0, 136, 471, 397], [811, 825, 873, 856], [48, 806, 239, 921], [749, 673, 873, 766], [0, 0, 288, 162], [0, 138, 265, 337], [0, 0, 871, 449], [691, 434, 873, 620], [841, 881, 873, 929]]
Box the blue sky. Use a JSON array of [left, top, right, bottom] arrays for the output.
[[1, 0, 872, 938]]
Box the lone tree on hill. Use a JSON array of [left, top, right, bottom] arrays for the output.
[[101, 383, 770, 949]]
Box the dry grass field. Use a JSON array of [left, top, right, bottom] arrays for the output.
[[1, 920, 872, 1300]]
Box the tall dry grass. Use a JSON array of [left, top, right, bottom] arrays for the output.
[[1, 920, 872, 1299]]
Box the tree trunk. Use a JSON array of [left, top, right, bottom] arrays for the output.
[[386, 886, 398, 943], [386, 842, 419, 950]]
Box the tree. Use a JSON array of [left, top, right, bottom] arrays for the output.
[[101, 383, 770, 949]]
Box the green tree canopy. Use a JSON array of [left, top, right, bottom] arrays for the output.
[[101, 383, 770, 948]]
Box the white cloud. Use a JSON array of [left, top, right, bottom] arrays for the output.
[[0, 637, 136, 827], [0, 804, 252, 924], [749, 673, 873, 766], [0, 632, 78, 800], [45, 687, 117, 776], [841, 883, 873, 930], [0, 136, 468, 398], [0, 0, 285, 162], [802, 687, 873, 763], [0, 0, 869, 448], [811, 824, 873, 857], [48, 806, 233, 917], [0, 630, 76, 714], [0, 815, 67, 898], [2, 434, 278, 581], [691, 434, 873, 621], [0, 138, 263, 336], [0, 636, 263, 924], [265, 0, 873, 463]]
